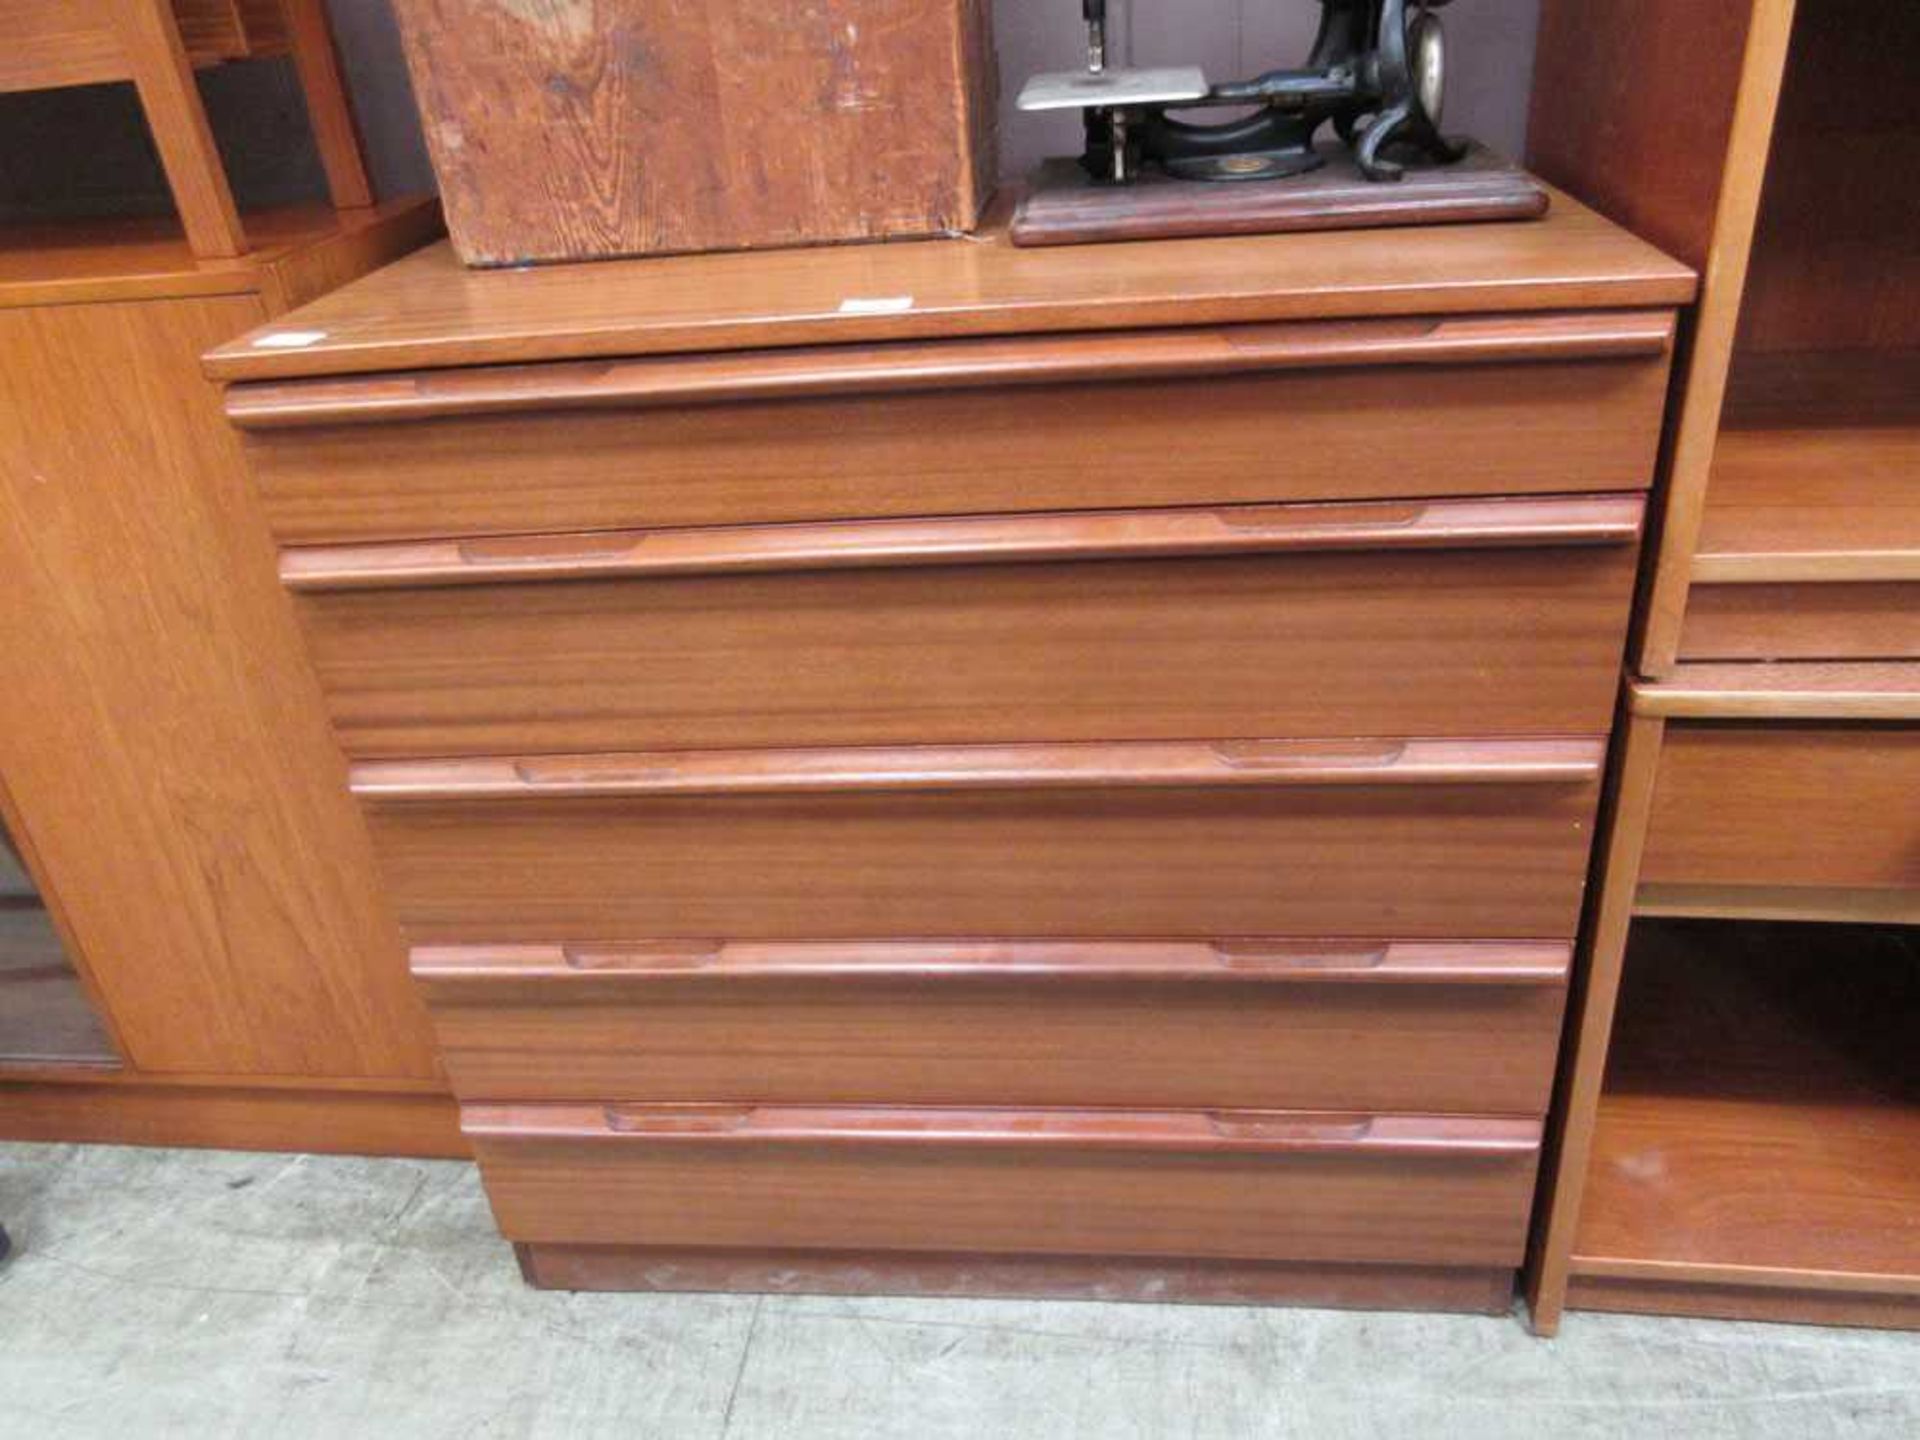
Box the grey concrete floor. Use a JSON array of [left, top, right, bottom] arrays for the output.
[[0, 1143, 1915, 1440]]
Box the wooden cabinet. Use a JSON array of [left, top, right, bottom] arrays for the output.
[[0, 203, 457, 1156], [211, 195, 1690, 1306], [1528, 0, 1920, 1333], [0, 1, 471, 1153]]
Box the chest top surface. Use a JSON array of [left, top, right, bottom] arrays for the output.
[[206, 189, 1693, 384]]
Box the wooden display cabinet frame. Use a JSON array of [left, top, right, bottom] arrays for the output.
[[1527, 0, 1919, 1332], [0, 1, 373, 257]]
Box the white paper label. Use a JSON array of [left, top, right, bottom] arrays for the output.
[[251, 329, 329, 349], [836, 296, 914, 315]]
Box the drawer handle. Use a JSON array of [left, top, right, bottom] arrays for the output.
[[354, 736, 1605, 800], [465, 1104, 1542, 1157], [226, 310, 1676, 430], [281, 493, 1644, 591], [412, 938, 1571, 984]]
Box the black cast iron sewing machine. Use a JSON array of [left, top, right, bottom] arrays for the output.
[[1010, 0, 1548, 246]]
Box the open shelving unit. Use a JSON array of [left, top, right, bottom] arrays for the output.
[[1527, 0, 1918, 1333], [1572, 920, 1918, 1327]]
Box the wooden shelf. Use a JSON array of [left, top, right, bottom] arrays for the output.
[[1570, 921, 1918, 1317], [1632, 661, 1920, 720], [1695, 349, 1920, 583], [0, 198, 442, 310], [0, 901, 118, 1068]]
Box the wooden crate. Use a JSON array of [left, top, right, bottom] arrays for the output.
[[390, 0, 998, 265]]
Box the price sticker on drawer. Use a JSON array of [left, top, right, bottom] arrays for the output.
[[837, 296, 914, 315], [251, 329, 330, 349]]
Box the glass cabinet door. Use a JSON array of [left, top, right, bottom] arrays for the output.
[[0, 815, 117, 1067]]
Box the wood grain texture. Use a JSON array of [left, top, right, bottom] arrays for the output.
[[241, 354, 1673, 545], [391, 0, 996, 264], [1698, 352, 1920, 582], [227, 311, 1677, 429], [283, 493, 1647, 587], [1524, 704, 1663, 1335], [354, 737, 1607, 800], [1567, 1274, 1920, 1331], [114, 0, 248, 259], [0, 200, 440, 311], [412, 939, 1569, 1114], [1578, 0, 1796, 676], [0, 1078, 463, 1157], [0, 294, 436, 1078], [1632, 663, 1920, 721], [292, 503, 1642, 757], [1737, 0, 1920, 353], [1679, 584, 1920, 662], [1527, 0, 1758, 271], [1633, 886, 1920, 927], [202, 192, 1695, 382], [1570, 922, 1918, 1305], [467, 1103, 1542, 1266], [1640, 724, 1919, 891], [1011, 148, 1549, 248], [0, 0, 125, 91], [279, 0, 374, 211], [359, 747, 1604, 943], [519, 1244, 1515, 1312]]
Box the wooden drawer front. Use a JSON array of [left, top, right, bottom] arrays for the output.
[[1680, 583, 1920, 662], [229, 312, 1676, 544], [288, 495, 1645, 758], [356, 737, 1606, 942], [413, 940, 1572, 1114], [466, 1105, 1544, 1267], [1641, 723, 1920, 890]]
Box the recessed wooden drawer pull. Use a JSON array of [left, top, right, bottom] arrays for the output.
[[281, 493, 1645, 592], [410, 938, 1573, 985], [467, 1104, 1544, 1157], [352, 736, 1605, 801], [228, 310, 1677, 431]]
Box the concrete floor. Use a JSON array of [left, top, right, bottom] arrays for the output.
[[0, 1143, 1914, 1439]]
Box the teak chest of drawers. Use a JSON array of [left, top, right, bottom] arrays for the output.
[[211, 199, 1694, 1309]]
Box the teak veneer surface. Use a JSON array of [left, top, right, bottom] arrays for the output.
[[413, 939, 1570, 1115], [357, 738, 1604, 943], [1573, 923, 1918, 1297], [0, 200, 440, 310], [1678, 584, 1920, 662], [469, 1104, 1543, 1267], [204, 191, 1693, 381], [1639, 724, 1920, 892], [0, 206, 446, 1084], [290, 497, 1643, 757], [239, 341, 1672, 545]]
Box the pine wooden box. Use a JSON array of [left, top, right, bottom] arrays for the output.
[[389, 0, 998, 266]]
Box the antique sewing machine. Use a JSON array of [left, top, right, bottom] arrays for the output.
[[1011, 0, 1548, 245]]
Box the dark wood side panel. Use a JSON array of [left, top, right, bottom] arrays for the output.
[[412, 939, 1571, 1115], [1528, 0, 1756, 271], [467, 1104, 1543, 1267], [293, 501, 1644, 757], [243, 356, 1674, 544], [1640, 724, 1920, 891]]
